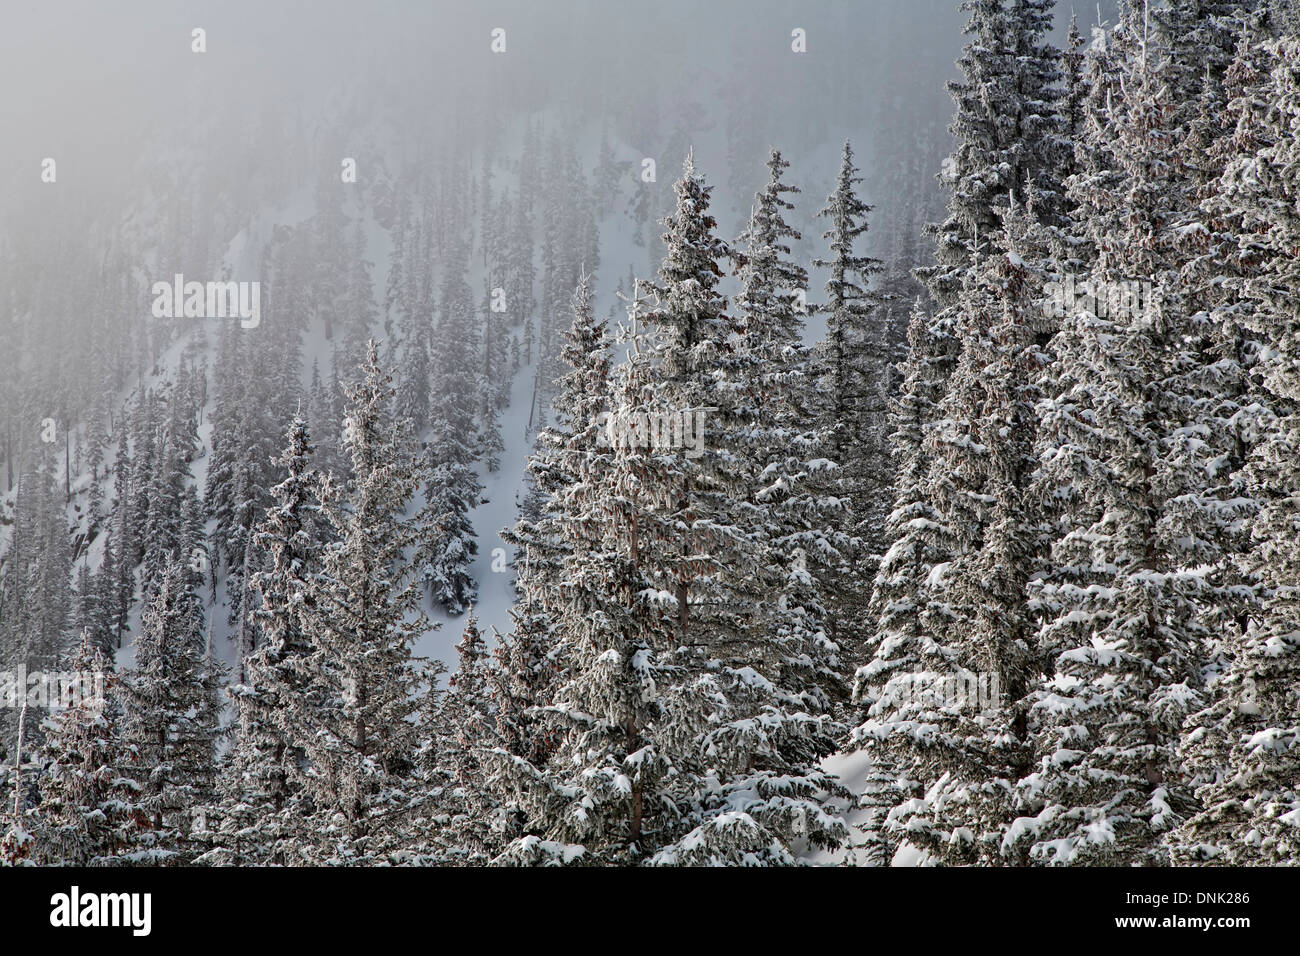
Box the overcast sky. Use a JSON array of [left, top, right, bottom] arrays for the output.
[[0, 0, 1121, 256]]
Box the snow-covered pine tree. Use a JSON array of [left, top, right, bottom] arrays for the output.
[[71, 564, 105, 659], [490, 306, 678, 866], [28, 631, 136, 865], [847, 17, 1068, 852], [395, 310, 432, 438], [810, 141, 886, 657], [639, 155, 847, 864], [507, 190, 537, 348], [93, 541, 123, 658], [1008, 0, 1070, 226], [0, 447, 71, 754], [1009, 28, 1208, 864], [849, 299, 951, 866], [479, 293, 508, 472], [417, 242, 481, 614], [140, 383, 200, 603], [83, 402, 109, 536], [292, 341, 432, 864], [731, 145, 850, 713], [495, 273, 610, 775], [1060, 13, 1087, 191], [433, 610, 505, 863], [868, 197, 1044, 866], [107, 437, 135, 647], [496, 167, 851, 861], [1156, 6, 1273, 809], [125, 388, 161, 570], [383, 190, 411, 342], [311, 168, 352, 348], [309, 357, 347, 480], [118, 558, 224, 865], [917, 0, 1065, 399], [338, 221, 379, 373], [204, 322, 283, 630], [1172, 35, 1300, 865], [197, 414, 331, 865], [0, 703, 36, 865], [593, 128, 624, 218]]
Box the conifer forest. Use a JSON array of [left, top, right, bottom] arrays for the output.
[[0, 0, 1297, 878]]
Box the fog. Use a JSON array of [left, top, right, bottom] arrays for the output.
[[13, 0, 1293, 882], [0, 0, 1120, 725]]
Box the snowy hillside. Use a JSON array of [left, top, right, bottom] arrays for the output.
[[2, 0, 1295, 876]]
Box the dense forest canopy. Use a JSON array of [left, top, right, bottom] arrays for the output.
[[1, 0, 1295, 868]]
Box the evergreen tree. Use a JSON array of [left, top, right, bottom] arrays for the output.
[[491, 316, 680, 866], [1172, 35, 1300, 865], [197, 415, 330, 865], [118, 559, 224, 864], [850, 301, 952, 867], [1009, 34, 1207, 864], [417, 244, 481, 614], [917, 0, 1064, 398], [811, 141, 888, 655], [866, 201, 1043, 866], [0, 449, 72, 752], [435, 611, 504, 863], [490, 277, 614, 838], [29, 632, 135, 866], [496, 158, 848, 866], [292, 342, 432, 864]]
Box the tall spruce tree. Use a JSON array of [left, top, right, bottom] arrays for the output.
[[811, 141, 887, 659], [1010, 30, 1207, 864], [417, 243, 481, 614], [28, 632, 135, 866], [854, 201, 1043, 866], [292, 342, 432, 864], [118, 559, 224, 864], [197, 415, 331, 865], [1172, 36, 1300, 865]]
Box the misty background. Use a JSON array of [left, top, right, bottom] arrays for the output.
[[0, 0, 1117, 668]]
